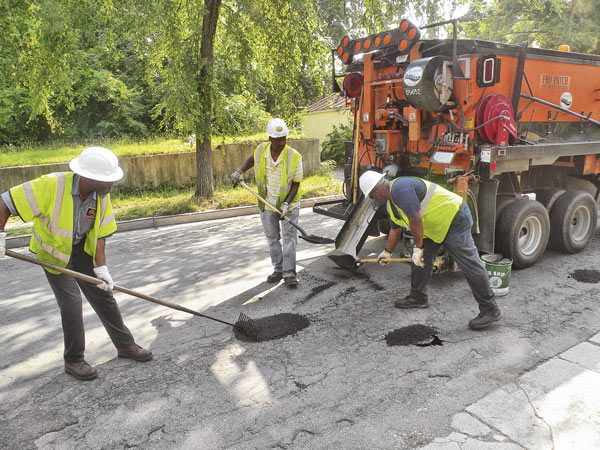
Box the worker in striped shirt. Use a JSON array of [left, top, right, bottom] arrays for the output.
[[231, 118, 304, 286]]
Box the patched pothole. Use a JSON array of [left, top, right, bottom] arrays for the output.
[[234, 313, 310, 342], [384, 324, 443, 347], [568, 269, 600, 284]]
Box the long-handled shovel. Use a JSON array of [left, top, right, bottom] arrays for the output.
[[239, 181, 334, 245], [328, 253, 411, 269], [5, 250, 261, 339]]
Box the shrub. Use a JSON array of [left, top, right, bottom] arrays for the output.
[[321, 123, 353, 165]]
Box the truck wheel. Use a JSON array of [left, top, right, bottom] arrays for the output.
[[537, 188, 565, 212], [495, 199, 550, 269], [549, 190, 597, 253]]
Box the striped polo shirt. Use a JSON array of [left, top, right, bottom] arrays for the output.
[[264, 147, 303, 211]]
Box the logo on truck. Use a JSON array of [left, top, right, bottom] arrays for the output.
[[403, 66, 423, 87], [560, 92, 572, 109], [540, 74, 570, 90]]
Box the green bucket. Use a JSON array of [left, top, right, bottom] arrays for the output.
[[481, 253, 513, 297]]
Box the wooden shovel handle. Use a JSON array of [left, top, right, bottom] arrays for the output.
[[5, 250, 238, 328], [359, 257, 411, 263]]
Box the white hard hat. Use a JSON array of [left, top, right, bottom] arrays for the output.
[[359, 170, 385, 196], [69, 147, 124, 182], [266, 118, 289, 138]]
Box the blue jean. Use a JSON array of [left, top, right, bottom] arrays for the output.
[[260, 208, 299, 278], [410, 202, 499, 313]]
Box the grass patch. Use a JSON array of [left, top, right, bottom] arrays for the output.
[[4, 172, 342, 235], [0, 133, 305, 168]]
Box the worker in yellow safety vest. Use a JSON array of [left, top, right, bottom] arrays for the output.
[[231, 118, 303, 286], [359, 170, 502, 330], [0, 147, 152, 381]]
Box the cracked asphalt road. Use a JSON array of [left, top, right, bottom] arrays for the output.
[[1, 210, 599, 449]]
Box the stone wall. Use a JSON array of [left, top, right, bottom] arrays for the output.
[[0, 138, 320, 191]]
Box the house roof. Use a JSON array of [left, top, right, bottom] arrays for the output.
[[305, 93, 348, 113]]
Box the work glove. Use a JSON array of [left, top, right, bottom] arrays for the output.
[[412, 247, 425, 268], [279, 202, 289, 219], [93, 265, 114, 292], [377, 249, 392, 266], [0, 231, 5, 258], [230, 168, 244, 186]]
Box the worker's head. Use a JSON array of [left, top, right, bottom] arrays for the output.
[[69, 147, 123, 196], [359, 170, 389, 203], [266, 118, 289, 152]]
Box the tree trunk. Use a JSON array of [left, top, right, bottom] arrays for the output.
[[195, 0, 222, 199]]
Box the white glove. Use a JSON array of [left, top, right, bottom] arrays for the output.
[[93, 265, 114, 291], [0, 231, 6, 258], [412, 247, 425, 268], [377, 249, 392, 266], [279, 202, 289, 218], [230, 168, 244, 186]]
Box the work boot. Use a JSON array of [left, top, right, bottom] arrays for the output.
[[64, 361, 98, 381], [394, 295, 428, 309], [266, 271, 283, 283], [117, 344, 153, 362], [468, 309, 502, 330], [284, 276, 299, 287]]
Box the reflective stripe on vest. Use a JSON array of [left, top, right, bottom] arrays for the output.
[[10, 172, 118, 271], [22, 173, 72, 239], [253, 142, 301, 211], [386, 178, 462, 243]]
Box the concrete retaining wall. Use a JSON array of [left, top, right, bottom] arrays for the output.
[[0, 138, 320, 191]]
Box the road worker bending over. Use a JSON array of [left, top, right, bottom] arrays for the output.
[[359, 170, 502, 330], [231, 118, 304, 287], [0, 147, 152, 380]]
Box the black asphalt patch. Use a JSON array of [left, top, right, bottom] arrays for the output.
[[568, 269, 600, 284], [234, 313, 310, 342], [384, 324, 442, 347]]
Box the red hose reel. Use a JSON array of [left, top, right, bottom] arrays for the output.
[[343, 73, 364, 99], [476, 94, 518, 146]]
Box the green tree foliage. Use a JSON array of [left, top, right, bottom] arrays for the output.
[[212, 91, 271, 136], [215, 0, 329, 121], [461, 0, 600, 54]]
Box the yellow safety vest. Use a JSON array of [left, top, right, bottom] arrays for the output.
[[386, 178, 462, 243], [9, 172, 117, 273], [253, 142, 302, 211]]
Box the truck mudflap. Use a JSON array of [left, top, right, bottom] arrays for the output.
[[472, 178, 499, 255]]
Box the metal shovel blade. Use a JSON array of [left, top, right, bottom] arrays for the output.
[[300, 234, 335, 245]]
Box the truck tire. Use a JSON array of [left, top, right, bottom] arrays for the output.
[[549, 190, 597, 253], [495, 199, 550, 269], [537, 188, 565, 212], [496, 195, 516, 218]]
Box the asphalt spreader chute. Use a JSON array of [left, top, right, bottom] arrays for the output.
[[5, 250, 261, 340]]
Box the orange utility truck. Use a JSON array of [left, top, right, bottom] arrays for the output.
[[316, 19, 600, 269]]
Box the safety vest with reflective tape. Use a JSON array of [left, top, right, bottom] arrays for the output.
[[9, 172, 117, 273], [253, 142, 302, 211], [386, 178, 462, 243]]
